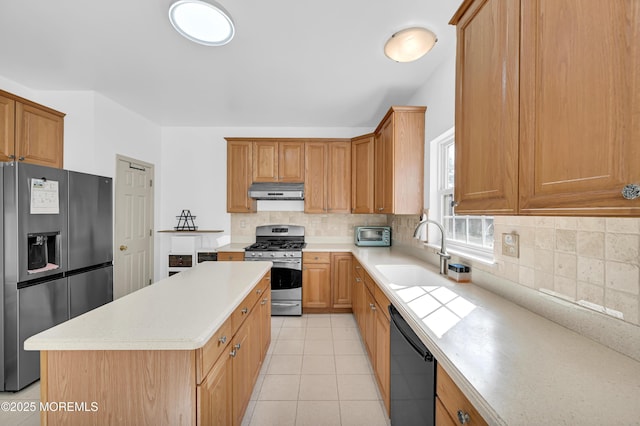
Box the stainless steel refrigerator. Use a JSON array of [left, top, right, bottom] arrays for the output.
[[1, 163, 113, 391]]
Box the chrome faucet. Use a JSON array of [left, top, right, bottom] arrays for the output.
[[413, 215, 451, 275]]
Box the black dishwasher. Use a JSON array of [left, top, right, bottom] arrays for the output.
[[389, 304, 436, 426]]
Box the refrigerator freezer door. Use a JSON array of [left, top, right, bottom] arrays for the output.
[[68, 171, 113, 269], [10, 278, 68, 391], [69, 266, 113, 318], [10, 163, 69, 283]]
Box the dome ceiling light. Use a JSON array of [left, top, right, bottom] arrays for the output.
[[384, 27, 437, 62], [168, 0, 235, 46]]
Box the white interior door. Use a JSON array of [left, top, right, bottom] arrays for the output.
[[114, 156, 154, 299]]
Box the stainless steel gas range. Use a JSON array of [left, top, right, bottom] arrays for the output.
[[244, 225, 305, 316]]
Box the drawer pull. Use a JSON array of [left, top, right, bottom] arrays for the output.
[[457, 410, 470, 424], [241, 307, 248, 314], [256, 288, 262, 295], [234, 343, 241, 350], [230, 349, 237, 357], [261, 298, 269, 305], [622, 184, 640, 200], [355, 278, 362, 282], [355, 265, 361, 269], [218, 336, 227, 344], [369, 303, 376, 310]]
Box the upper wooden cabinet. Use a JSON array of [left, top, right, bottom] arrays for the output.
[[1, 89, 65, 169], [351, 134, 375, 214], [226, 140, 256, 213], [252, 140, 304, 183], [451, 0, 640, 216], [304, 140, 351, 213], [373, 106, 426, 215]]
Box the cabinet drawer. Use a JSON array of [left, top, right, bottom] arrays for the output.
[[217, 251, 244, 261], [169, 254, 193, 267], [435, 396, 457, 426], [232, 290, 258, 333], [197, 316, 232, 384], [352, 260, 364, 279], [303, 252, 330, 264], [436, 364, 487, 426], [364, 273, 375, 295]]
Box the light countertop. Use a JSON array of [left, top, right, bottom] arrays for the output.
[[24, 261, 272, 351], [348, 246, 640, 426]]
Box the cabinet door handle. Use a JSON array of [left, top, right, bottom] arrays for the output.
[[8, 154, 15, 160], [234, 343, 241, 350], [369, 303, 376, 310], [355, 278, 362, 282], [230, 349, 237, 357], [378, 207, 384, 211], [218, 336, 227, 344], [256, 288, 262, 295], [18, 156, 25, 161], [241, 307, 248, 314], [457, 410, 470, 424], [622, 184, 640, 200]]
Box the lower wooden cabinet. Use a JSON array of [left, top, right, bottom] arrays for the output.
[[198, 272, 271, 426], [303, 252, 354, 313], [331, 253, 353, 309], [436, 363, 487, 426], [302, 252, 331, 310], [198, 348, 233, 426], [352, 266, 390, 417]]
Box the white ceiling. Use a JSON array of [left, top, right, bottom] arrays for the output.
[[0, 0, 459, 128]]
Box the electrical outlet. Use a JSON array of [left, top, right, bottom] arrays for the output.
[[502, 233, 519, 258]]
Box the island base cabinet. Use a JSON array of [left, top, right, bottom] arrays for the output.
[[40, 350, 197, 425], [198, 351, 233, 426]]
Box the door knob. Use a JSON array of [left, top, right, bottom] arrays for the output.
[[119, 245, 128, 251]]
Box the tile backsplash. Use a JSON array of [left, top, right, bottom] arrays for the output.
[[230, 212, 387, 243], [391, 214, 640, 327]]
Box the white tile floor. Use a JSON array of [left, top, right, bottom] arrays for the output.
[[242, 313, 390, 426], [0, 381, 42, 426], [0, 313, 389, 426]]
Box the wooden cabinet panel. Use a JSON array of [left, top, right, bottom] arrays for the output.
[[0, 94, 15, 162], [252, 140, 305, 183], [0, 90, 64, 168], [452, 0, 519, 215], [302, 262, 331, 309], [327, 141, 351, 213], [331, 253, 353, 309], [436, 363, 487, 426], [452, 0, 640, 216], [363, 288, 376, 360], [226, 140, 256, 213], [304, 142, 327, 213], [435, 396, 457, 426], [373, 106, 426, 215], [374, 303, 390, 415], [252, 141, 278, 182], [217, 251, 245, 261], [519, 0, 640, 215], [279, 141, 305, 182], [374, 118, 393, 214], [259, 286, 271, 359], [15, 102, 64, 169], [198, 350, 233, 426], [231, 319, 252, 426], [351, 134, 375, 213], [304, 141, 351, 213]]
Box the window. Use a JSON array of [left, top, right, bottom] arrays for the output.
[[429, 128, 494, 260]]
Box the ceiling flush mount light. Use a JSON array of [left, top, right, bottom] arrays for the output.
[[168, 0, 235, 46], [384, 27, 437, 62]]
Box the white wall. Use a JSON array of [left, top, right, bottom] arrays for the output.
[[407, 51, 457, 209], [159, 127, 370, 234]]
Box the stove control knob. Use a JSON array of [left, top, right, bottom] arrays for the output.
[[257, 252, 263, 257], [269, 253, 275, 257]]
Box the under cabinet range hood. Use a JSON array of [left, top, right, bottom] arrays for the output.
[[248, 182, 304, 200]]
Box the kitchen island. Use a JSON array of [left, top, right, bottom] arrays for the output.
[[25, 261, 272, 426]]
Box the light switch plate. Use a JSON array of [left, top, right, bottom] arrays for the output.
[[502, 233, 519, 258]]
